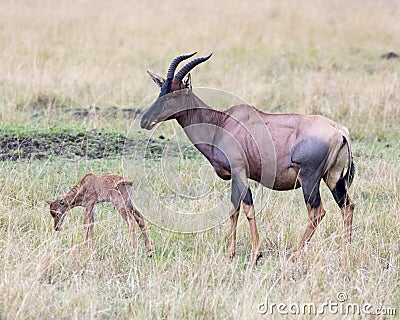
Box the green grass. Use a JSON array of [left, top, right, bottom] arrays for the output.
[[1, 0, 400, 319], [0, 135, 398, 318]]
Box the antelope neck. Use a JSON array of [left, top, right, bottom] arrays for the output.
[[174, 95, 226, 129]]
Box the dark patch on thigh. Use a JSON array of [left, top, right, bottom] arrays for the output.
[[291, 137, 329, 167], [292, 138, 329, 209]]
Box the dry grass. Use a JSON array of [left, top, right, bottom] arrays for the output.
[[0, 0, 399, 319], [1, 0, 399, 136]]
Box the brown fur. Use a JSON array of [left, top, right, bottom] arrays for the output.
[[142, 54, 355, 264], [46, 173, 153, 256]]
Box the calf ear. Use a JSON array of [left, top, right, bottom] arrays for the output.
[[45, 199, 53, 205], [183, 73, 192, 90], [147, 71, 165, 88]]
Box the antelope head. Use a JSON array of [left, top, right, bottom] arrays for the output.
[[45, 199, 69, 231], [141, 52, 212, 129]]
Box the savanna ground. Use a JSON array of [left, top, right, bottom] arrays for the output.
[[0, 0, 399, 319]]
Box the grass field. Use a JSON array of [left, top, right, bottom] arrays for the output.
[[0, 0, 399, 319]]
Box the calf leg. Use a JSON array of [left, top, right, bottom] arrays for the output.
[[117, 208, 137, 251], [111, 189, 153, 256], [131, 208, 153, 257], [127, 213, 138, 251], [84, 203, 96, 248], [111, 187, 139, 251]]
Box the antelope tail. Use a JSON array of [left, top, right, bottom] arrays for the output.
[[342, 136, 355, 188]]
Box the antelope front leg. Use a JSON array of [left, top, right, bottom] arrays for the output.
[[227, 173, 262, 264], [84, 203, 95, 248], [226, 202, 239, 260], [242, 201, 262, 265]]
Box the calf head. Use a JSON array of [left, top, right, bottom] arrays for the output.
[[45, 199, 69, 231]]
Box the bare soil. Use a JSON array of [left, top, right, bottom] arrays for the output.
[[0, 127, 170, 161]]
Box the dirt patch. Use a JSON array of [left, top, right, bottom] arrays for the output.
[[0, 127, 189, 161]]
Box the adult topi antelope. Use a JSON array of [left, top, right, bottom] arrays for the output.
[[141, 53, 355, 264]]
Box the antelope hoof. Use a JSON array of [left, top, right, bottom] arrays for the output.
[[84, 240, 94, 250], [251, 251, 263, 265], [290, 250, 300, 262], [225, 251, 235, 260], [147, 250, 154, 258]]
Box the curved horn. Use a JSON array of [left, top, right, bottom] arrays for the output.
[[166, 52, 197, 80], [174, 53, 213, 82]]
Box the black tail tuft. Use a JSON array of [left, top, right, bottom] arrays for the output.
[[343, 160, 355, 187], [342, 135, 355, 188]]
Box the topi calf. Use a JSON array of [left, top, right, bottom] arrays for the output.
[[46, 173, 153, 256]]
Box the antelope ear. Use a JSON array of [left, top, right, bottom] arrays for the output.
[[45, 199, 53, 205], [147, 70, 165, 88], [183, 73, 192, 90]]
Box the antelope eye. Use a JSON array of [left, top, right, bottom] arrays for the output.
[[59, 200, 65, 206]]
